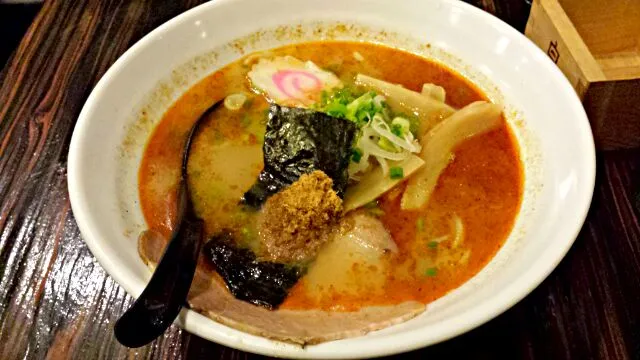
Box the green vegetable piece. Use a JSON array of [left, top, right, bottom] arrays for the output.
[[317, 87, 390, 128], [395, 112, 420, 136], [325, 102, 348, 118], [378, 137, 397, 152], [333, 87, 357, 105], [346, 92, 378, 125], [351, 148, 363, 163], [363, 200, 385, 217], [391, 117, 411, 136], [390, 167, 404, 179], [428, 241, 438, 249], [320, 90, 329, 106], [391, 124, 403, 136], [425, 267, 438, 277]]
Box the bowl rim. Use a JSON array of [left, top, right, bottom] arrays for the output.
[[68, 0, 596, 357]]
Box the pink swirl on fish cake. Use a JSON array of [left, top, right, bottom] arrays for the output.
[[272, 70, 322, 102]]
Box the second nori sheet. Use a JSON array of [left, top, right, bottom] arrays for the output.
[[241, 104, 357, 208], [204, 233, 302, 309]]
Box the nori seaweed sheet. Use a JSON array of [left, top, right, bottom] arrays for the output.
[[241, 104, 357, 208], [205, 105, 357, 309], [203, 233, 302, 309]]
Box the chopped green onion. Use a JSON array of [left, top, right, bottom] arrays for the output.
[[428, 241, 438, 249], [364, 200, 385, 217], [333, 87, 356, 104], [378, 137, 397, 152], [351, 148, 363, 163], [320, 90, 329, 105], [346, 92, 380, 125], [391, 117, 411, 134], [325, 102, 348, 118], [318, 88, 391, 128], [425, 267, 438, 277], [391, 124, 404, 136], [355, 105, 373, 123], [416, 218, 425, 231], [390, 167, 404, 179], [396, 113, 420, 136]]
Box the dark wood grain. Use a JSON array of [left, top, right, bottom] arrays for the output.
[[0, 0, 638, 359]]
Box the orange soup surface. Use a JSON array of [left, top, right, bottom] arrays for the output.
[[138, 42, 523, 312]]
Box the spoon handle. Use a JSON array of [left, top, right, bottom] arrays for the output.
[[114, 100, 221, 348], [114, 209, 203, 348]]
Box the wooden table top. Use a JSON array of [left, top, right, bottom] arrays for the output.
[[1, 1, 638, 359]]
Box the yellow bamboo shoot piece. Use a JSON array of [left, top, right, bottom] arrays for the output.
[[401, 101, 503, 209], [421, 83, 446, 103]]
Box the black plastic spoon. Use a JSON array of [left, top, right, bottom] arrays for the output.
[[114, 100, 222, 348]]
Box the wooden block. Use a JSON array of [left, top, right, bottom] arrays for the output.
[[525, 0, 640, 149]]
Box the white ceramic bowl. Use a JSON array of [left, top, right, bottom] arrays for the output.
[[68, 0, 595, 358]]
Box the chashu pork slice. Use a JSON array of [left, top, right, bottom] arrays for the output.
[[138, 213, 426, 345]]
